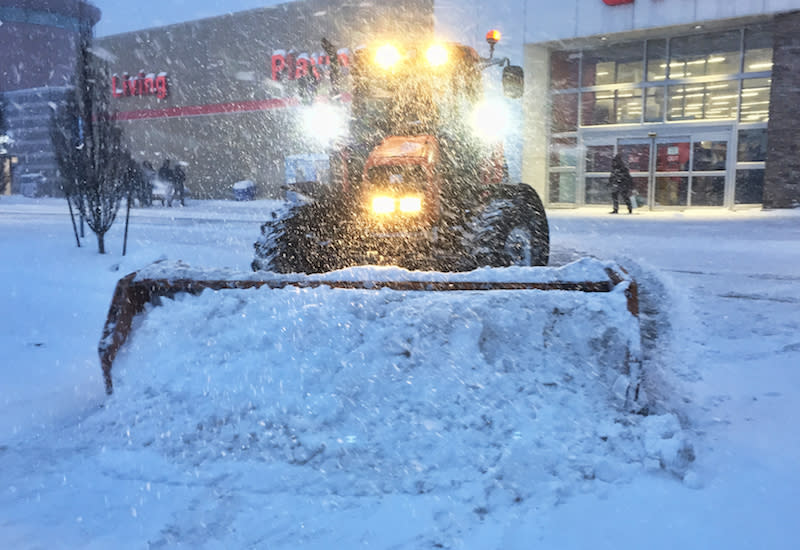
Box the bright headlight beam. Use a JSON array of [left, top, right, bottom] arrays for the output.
[[471, 98, 511, 142], [375, 44, 401, 69], [399, 196, 423, 213], [372, 196, 396, 214], [301, 103, 347, 146], [425, 44, 449, 67]]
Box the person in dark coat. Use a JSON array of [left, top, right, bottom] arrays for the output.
[[140, 160, 155, 206], [172, 163, 186, 207], [159, 159, 174, 207], [608, 153, 634, 214]]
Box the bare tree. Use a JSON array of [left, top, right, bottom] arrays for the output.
[[51, 28, 127, 254], [0, 98, 10, 196]]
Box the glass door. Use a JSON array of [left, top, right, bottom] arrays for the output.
[[654, 137, 691, 207], [618, 138, 654, 208], [616, 131, 730, 208], [690, 135, 728, 206]]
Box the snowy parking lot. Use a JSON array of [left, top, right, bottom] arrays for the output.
[[1, 197, 799, 549]]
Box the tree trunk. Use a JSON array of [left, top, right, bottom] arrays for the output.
[[97, 232, 105, 254]]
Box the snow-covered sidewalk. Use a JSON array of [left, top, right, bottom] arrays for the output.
[[1, 198, 798, 549]]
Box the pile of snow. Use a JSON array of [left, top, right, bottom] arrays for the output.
[[71, 260, 693, 543]]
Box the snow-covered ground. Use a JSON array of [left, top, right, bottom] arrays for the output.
[[1, 196, 799, 549]]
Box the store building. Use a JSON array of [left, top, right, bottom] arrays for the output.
[[61, 1, 800, 208], [0, 0, 100, 196], [96, 0, 433, 199], [503, 0, 800, 209]]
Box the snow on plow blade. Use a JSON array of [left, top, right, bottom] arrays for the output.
[[99, 259, 640, 400]]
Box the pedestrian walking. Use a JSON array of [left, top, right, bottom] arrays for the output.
[[173, 163, 186, 207], [159, 159, 174, 207], [608, 154, 634, 214]]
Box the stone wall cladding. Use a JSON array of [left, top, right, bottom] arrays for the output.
[[764, 10, 800, 209]]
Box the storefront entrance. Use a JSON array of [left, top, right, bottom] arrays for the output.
[[583, 128, 733, 209]]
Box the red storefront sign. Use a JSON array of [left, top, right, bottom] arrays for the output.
[[112, 71, 169, 100], [270, 49, 351, 81], [603, 0, 634, 5]]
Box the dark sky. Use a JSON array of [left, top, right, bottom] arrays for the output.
[[92, 1, 284, 36]]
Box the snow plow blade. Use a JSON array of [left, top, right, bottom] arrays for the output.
[[99, 260, 639, 395]]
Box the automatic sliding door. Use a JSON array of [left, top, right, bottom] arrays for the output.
[[691, 138, 727, 206], [654, 138, 690, 207], [618, 139, 652, 208]]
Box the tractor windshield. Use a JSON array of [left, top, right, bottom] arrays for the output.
[[351, 43, 482, 139]]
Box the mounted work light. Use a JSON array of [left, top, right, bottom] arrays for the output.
[[375, 44, 402, 69], [425, 44, 449, 67]]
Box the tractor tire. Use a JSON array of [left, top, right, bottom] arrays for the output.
[[252, 195, 355, 274], [470, 184, 549, 268]]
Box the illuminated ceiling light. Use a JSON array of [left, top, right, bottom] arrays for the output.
[[707, 57, 726, 63], [749, 62, 773, 70]]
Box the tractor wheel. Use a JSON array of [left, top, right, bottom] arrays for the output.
[[470, 184, 549, 268], [252, 195, 352, 274]]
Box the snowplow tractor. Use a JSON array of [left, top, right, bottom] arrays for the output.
[[253, 35, 549, 275]]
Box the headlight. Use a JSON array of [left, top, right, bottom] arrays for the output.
[[425, 44, 449, 67], [471, 98, 511, 142], [375, 44, 401, 70], [301, 102, 347, 146], [370, 195, 423, 215], [398, 196, 422, 213], [372, 195, 396, 214]]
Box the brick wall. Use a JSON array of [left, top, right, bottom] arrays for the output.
[[764, 10, 800, 209]]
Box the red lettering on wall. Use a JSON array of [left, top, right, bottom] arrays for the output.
[[272, 53, 287, 80], [603, 0, 634, 5], [111, 71, 169, 100], [270, 49, 351, 81]]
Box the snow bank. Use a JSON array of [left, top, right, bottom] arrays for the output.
[[69, 264, 693, 544]]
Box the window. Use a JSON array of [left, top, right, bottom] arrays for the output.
[[646, 39, 667, 81], [655, 176, 688, 206], [668, 31, 741, 78], [551, 93, 579, 132], [693, 141, 727, 171], [548, 172, 577, 203], [585, 145, 615, 173], [668, 81, 738, 121], [735, 169, 764, 204], [550, 51, 580, 90], [582, 89, 642, 125], [585, 176, 611, 205], [740, 78, 770, 122], [692, 176, 725, 206], [737, 129, 768, 162], [549, 137, 578, 167], [743, 27, 773, 73], [644, 86, 665, 122], [581, 41, 644, 87]]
